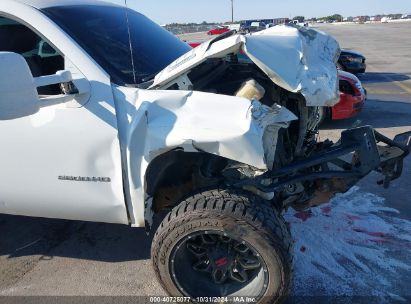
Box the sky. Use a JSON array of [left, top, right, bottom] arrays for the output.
[[107, 0, 411, 24]]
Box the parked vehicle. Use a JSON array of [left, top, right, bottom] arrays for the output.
[[319, 71, 367, 121], [289, 20, 309, 27], [338, 49, 367, 74], [188, 42, 201, 48], [227, 23, 241, 32], [334, 71, 367, 119], [207, 25, 230, 35], [240, 21, 266, 33], [1, 1, 410, 303]]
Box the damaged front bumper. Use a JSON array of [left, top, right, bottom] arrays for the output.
[[235, 127, 411, 208]]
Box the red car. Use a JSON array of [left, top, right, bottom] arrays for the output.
[[207, 26, 230, 35], [330, 71, 366, 120], [188, 42, 201, 48]]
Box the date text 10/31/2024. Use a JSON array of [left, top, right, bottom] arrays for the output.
[[149, 297, 257, 303]]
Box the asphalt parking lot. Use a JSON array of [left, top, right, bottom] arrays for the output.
[[1, 23, 410, 301]]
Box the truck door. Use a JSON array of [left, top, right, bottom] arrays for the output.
[[0, 17, 129, 224]]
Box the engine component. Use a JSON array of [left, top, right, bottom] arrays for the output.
[[235, 79, 265, 101]]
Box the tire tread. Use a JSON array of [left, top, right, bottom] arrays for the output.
[[151, 188, 293, 303]]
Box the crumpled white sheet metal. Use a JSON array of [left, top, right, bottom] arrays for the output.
[[113, 86, 297, 226], [151, 25, 340, 107], [245, 26, 340, 106], [116, 87, 296, 170]]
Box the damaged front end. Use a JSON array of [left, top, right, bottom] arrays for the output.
[[152, 26, 407, 210], [232, 127, 411, 210], [124, 25, 410, 224]]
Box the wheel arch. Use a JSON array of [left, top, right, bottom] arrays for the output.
[[144, 149, 229, 225]]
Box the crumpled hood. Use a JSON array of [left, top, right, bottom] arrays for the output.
[[150, 25, 341, 107], [113, 85, 297, 226], [114, 86, 297, 170]]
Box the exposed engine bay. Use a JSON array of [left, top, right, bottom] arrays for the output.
[[170, 55, 351, 210], [141, 27, 410, 218], [146, 52, 410, 215], [189, 56, 321, 161]]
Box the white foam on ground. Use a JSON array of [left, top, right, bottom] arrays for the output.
[[284, 186, 411, 298]]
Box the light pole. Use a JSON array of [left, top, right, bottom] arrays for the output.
[[230, 0, 234, 23]]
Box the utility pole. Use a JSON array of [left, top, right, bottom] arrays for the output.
[[230, 0, 234, 23]]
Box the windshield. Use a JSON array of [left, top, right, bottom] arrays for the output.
[[42, 4, 191, 86]]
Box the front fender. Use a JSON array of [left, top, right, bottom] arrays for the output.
[[113, 86, 296, 226]]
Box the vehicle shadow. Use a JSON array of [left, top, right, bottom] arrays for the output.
[[320, 98, 411, 130], [0, 212, 167, 262], [358, 72, 411, 83]]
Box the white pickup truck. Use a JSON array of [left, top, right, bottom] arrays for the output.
[[290, 20, 309, 27], [1, 1, 410, 302]]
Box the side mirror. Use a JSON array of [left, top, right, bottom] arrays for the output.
[[34, 70, 73, 88], [0, 52, 40, 120]]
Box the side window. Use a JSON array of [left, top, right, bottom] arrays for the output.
[[0, 17, 64, 95]]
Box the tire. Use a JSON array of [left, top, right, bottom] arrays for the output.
[[151, 189, 293, 304]]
